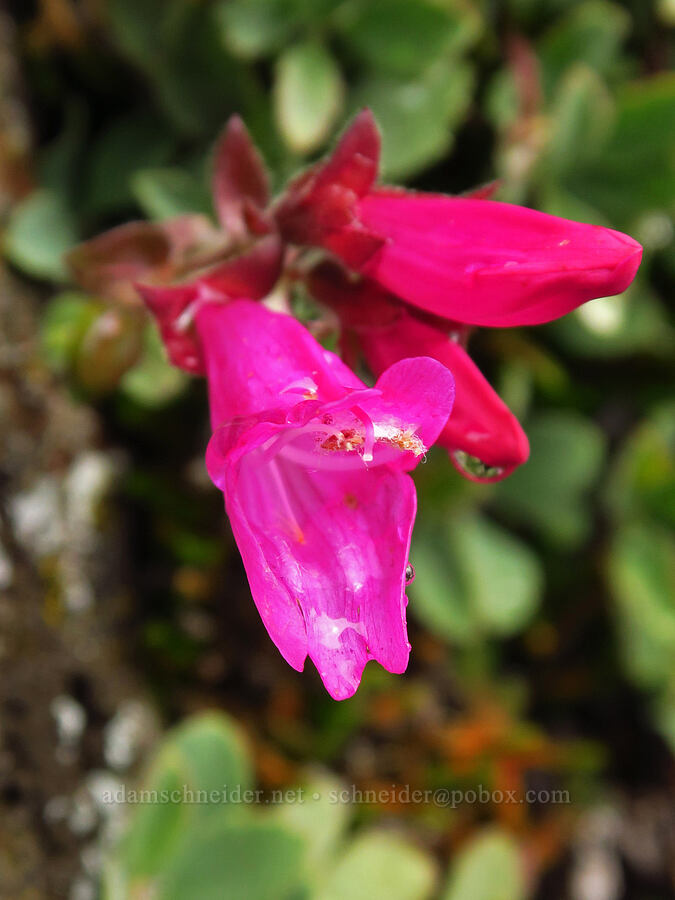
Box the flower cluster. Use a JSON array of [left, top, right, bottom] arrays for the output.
[[70, 112, 641, 698]]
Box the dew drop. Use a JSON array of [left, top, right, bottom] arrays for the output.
[[405, 563, 415, 585], [452, 450, 505, 482]]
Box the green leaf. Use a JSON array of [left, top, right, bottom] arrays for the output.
[[454, 516, 543, 636], [564, 73, 675, 225], [538, 0, 630, 93], [38, 103, 87, 195], [40, 292, 100, 372], [132, 167, 212, 220], [170, 712, 253, 809], [4, 190, 78, 282], [506, 0, 586, 25], [317, 831, 437, 900], [337, 0, 480, 76], [215, 0, 340, 59], [608, 521, 675, 751], [106, 0, 168, 65], [441, 828, 525, 900], [215, 0, 298, 59], [114, 712, 254, 883], [410, 513, 543, 643], [484, 68, 519, 131], [543, 64, 615, 175], [269, 771, 351, 880], [608, 522, 675, 682], [120, 324, 188, 408], [158, 3, 252, 137], [83, 114, 175, 216], [41, 294, 145, 393], [613, 598, 675, 690], [546, 280, 673, 359], [408, 536, 477, 644], [157, 820, 305, 900], [120, 749, 192, 879], [275, 42, 344, 154], [493, 412, 606, 548], [605, 402, 675, 528], [107, 0, 252, 138], [352, 60, 474, 180]]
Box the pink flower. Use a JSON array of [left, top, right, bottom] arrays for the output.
[[139, 292, 454, 699], [309, 261, 528, 481], [275, 109, 642, 327], [77, 108, 646, 697]]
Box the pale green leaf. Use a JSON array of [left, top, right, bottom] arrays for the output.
[[275, 43, 344, 154]]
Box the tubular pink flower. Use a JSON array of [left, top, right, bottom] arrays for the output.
[[143, 295, 454, 699], [275, 110, 643, 327], [357, 190, 643, 327], [309, 262, 528, 481]]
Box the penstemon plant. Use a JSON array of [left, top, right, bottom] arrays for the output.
[[67, 112, 641, 699]]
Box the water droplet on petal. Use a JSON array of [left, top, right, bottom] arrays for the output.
[[405, 563, 415, 584], [452, 450, 505, 482]]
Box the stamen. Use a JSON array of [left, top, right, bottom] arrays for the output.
[[268, 457, 305, 543], [317, 387, 381, 416], [175, 284, 225, 333], [259, 390, 426, 472], [320, 428, 364, 452], [352, 405, 375, 462], [260, 422, 335, 463], [280, 377, 319, 400], [175, 299, 203, 333]]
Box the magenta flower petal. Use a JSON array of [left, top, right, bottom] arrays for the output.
[[357, 192, 643, 327], [208, 422, 417, 698], [308, 261, 527, 479], [369, 357, 456, 462], [358, 312, 529, 480], [195, 300, 453, 699], [196, 292, 361, 426]]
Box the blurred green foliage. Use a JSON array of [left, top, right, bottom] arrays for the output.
[[3, 0, 674, 897], [104, 713, 525, 900]]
